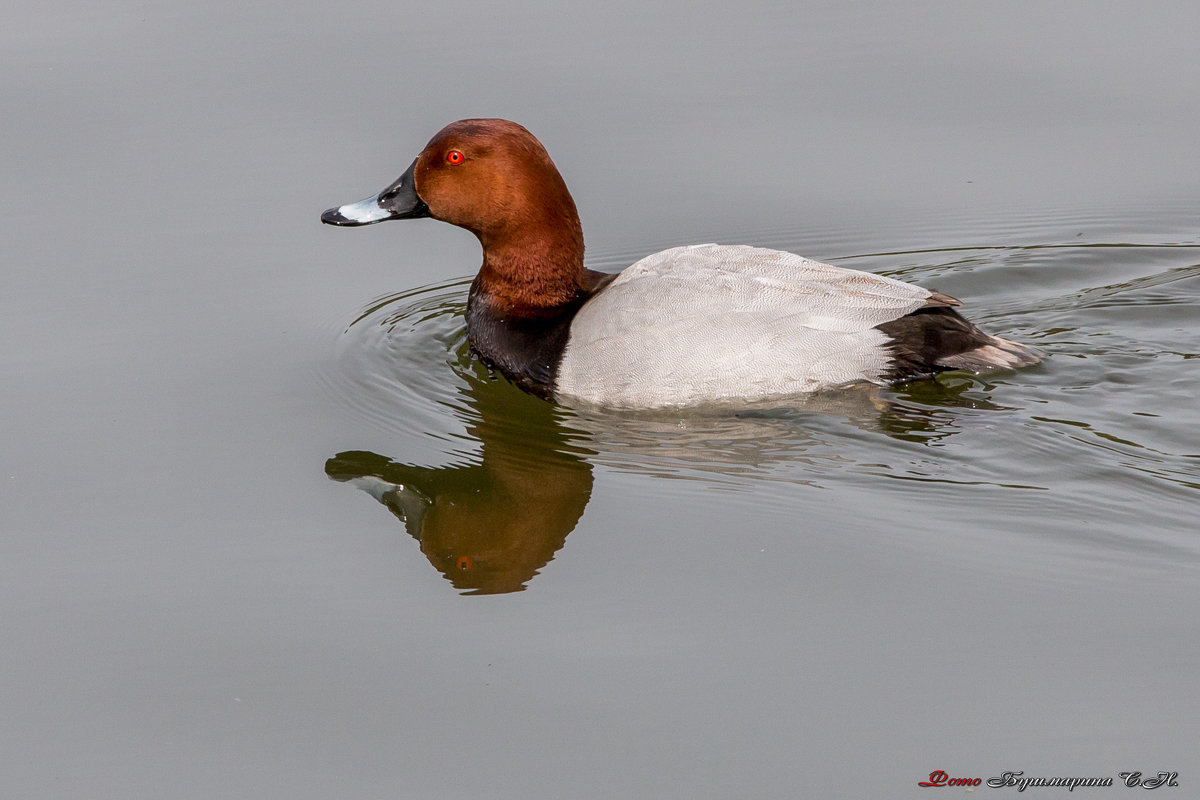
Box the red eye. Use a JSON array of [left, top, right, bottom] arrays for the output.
[[446, 150, 464, 165]]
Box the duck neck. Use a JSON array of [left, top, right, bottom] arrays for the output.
[[472, 217, 588, 318]]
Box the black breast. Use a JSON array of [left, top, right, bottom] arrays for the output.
[[465, 288, 582, 399]]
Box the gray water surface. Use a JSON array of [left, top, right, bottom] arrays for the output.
[[4, 2, 1199, 798]]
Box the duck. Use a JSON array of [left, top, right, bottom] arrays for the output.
[[322, 118, 1039, 408]]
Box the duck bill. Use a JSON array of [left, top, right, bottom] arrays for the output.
[[321, 158, 429, 226]]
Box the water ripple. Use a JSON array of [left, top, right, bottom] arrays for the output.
[[317, 221, 1200, 585]]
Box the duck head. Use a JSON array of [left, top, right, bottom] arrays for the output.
[[322, 119, 581, 248], [322, 118, 588, 310]]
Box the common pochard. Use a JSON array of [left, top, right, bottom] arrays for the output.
[[322, 119, 1038, 407]]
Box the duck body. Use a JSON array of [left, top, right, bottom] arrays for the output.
[[557, 243, 975, 406], [322, 119, 1038, 408]]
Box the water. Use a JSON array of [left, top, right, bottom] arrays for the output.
[[322, 205, 1200, 575], [4, 2, 1198, 798]]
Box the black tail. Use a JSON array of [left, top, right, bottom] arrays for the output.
[[876, 306, 1040, 382]]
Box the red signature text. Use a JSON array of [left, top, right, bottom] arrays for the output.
[[919, 770, 983, 788]]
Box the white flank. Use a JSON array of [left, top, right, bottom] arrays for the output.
[[555, 244, 933, 408]]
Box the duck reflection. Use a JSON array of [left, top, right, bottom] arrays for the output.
[[325, 375, 594, 595], [326, 356, 1011, 594]]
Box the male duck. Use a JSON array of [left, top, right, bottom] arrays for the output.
[[322, 119, 1038, 407]]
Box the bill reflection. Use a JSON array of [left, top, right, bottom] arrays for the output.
[[325, 378, 594, 595]]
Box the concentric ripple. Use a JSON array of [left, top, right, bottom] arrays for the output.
[[317, 214, 1200, 578]]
